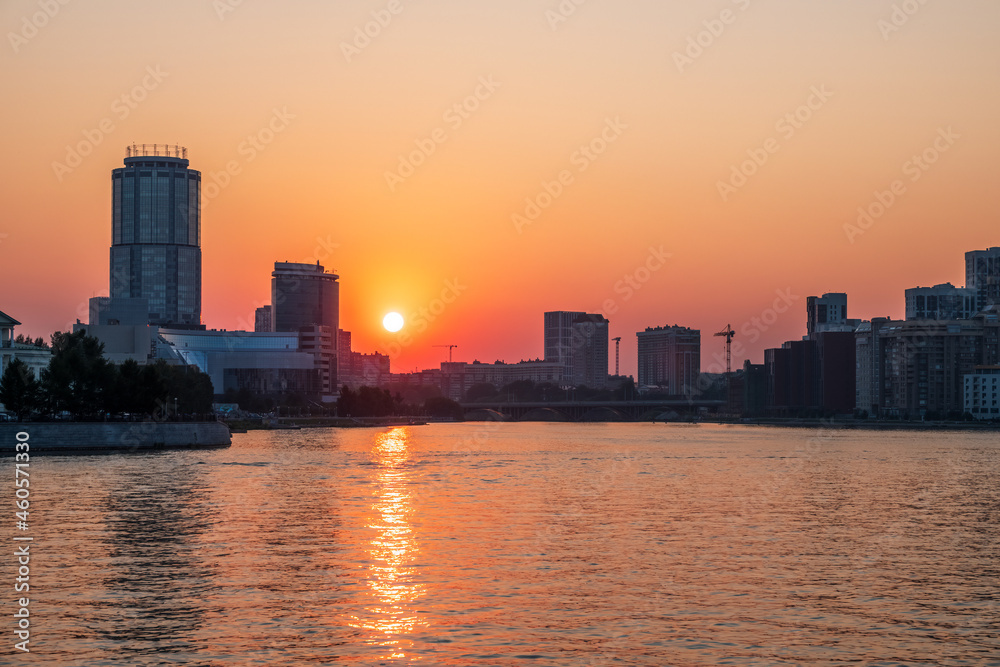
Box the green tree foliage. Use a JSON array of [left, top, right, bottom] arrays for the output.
[[0, 358, 42, 420], [41, 331, 117, 418], [24, 331, 215, 420]]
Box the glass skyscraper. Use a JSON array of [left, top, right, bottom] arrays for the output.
[[271, 262, 340, 333], [109, 144, 202, 328]]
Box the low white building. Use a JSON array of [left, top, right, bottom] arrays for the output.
[[0, 310, 52, 413], [964, 367, 1000, 420], [0, 310, 51, 381]]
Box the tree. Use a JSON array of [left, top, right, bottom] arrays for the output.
[[337, 385, 357, 417], [41, 331, 118, 418], [0, 358, 42, 420], [338, 385, 400, 418], [424, 396, 464, 420], [164, 363, 214, 415], [616, 377, 637, 401], [465, 382, 498, 402], [111, 359, 149, 416], [502, 379, 536, 400]]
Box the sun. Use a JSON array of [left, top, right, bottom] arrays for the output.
[[383, 312, 404, 333]]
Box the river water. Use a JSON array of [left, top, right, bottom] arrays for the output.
[[6, 423, 1000, 665]]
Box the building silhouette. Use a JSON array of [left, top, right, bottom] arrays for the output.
[[109, 144, 202, 329], [806, 293, 851, 336], [254, 306, 273, 332], [966, 247, 1000, 308], [270, 261, 340, 392], [636, 325, 700, 395], [855, 314, 1000, 418], [543, 311, 609, 388], [905, 284, 978, 320], [271, 262, 340, 333]]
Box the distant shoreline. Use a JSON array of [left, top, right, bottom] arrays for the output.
[[221, 417, 1000, 432], [672, 419, 1000, 432], [223, 417, 428, 432]]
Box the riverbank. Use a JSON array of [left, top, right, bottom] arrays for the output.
[[0, 422, 232, 454], [698, 418, 1000, 431], [223, 417, 429, 431]]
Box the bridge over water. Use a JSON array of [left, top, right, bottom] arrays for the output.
[[460, 399, 725, 422]]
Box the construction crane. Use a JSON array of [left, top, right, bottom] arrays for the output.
[[434, 344, 458, 363], [714, 325, 736, 409], [714, 325, 735, 376], [612, 337, 622, 376]]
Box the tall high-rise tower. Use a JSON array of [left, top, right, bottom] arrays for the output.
[[966, 247, 1000, 309], [109, 144, 202, 329], [636, 325, 701, 395], [543, 311, 609, 388], [271, 261, 340, 333]]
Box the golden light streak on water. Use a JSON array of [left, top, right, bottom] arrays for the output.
[[347, 427, 426, 661]]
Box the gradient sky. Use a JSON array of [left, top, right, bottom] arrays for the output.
[[2, 0, 998, 377]]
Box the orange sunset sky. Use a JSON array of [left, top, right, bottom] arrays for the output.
[[1, 0, 998, 377]]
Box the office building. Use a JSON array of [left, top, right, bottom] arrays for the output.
[[636, 325, 701, 395], [88, 296, 150, 326], [543, 311, 609, 388], [905, 284, 978, 320], [74, 322, 340, 398], [160, 328, 323, 395], [966, 247, 1000, 308], [109, 144, 203, 329], [272, 262, 340, 333]]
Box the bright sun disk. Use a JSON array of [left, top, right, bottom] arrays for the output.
[[383, 312, 404, 333]]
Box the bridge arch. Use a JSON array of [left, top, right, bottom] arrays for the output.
[[580, 407, 631, 422], [518, 407, 571, 422], [464, 409, 511, 422]]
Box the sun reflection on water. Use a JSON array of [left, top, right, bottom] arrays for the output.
[[347, 427, 426, 660]]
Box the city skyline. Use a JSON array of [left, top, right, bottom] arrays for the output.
[[2, 1, 999, 377]]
